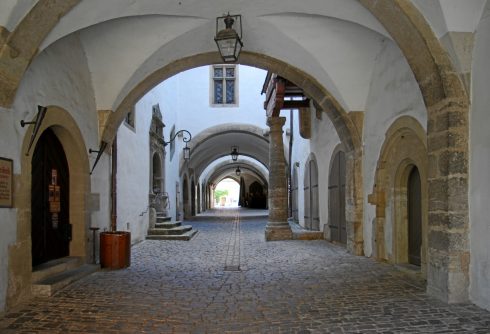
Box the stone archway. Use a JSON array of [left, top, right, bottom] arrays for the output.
[[101, 53, 364, 255], [361, 0, 470, 303], [1, 0, 470, 302], [369, 116, 428, 276], [9, 106, 90, 308]]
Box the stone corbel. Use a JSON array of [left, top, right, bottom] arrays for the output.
[[368, 188, 385, 218]]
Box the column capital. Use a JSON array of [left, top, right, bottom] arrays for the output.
[[267, 116, 286, 128]]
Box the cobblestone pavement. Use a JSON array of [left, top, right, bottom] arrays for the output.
[[1, 209, 489, 333]]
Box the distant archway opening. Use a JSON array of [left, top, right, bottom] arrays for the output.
[[214, 178, 240, 208]]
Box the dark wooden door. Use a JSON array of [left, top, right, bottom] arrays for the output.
[[31, 128, 70, 267], [329, 151, 346, 243], [408, 167, 422, 266]]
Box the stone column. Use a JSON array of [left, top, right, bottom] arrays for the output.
[[266, 116, 293, 241], [427, 97, 470, 303]]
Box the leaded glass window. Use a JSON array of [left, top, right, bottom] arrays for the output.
[[212, 65, 237, 106]]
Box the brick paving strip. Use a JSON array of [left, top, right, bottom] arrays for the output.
[[0, 210, 489, 333], [224, 210, 241, 272]]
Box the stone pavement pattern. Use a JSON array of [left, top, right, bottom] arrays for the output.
[[0, 209, 489, 333]]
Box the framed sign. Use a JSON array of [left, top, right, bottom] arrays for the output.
[[0, 158, 13, 208]]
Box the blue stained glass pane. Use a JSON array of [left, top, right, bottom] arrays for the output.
[[214, 67, 223, 77], [226, 79, 235, 104], [226, 67, 235, 77], [214, 80, 223, 104]]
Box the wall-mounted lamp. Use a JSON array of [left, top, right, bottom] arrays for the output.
[[164, 129, 192, 161], [231, 145, 239, 161], [215, 13, 243, 63], [235, 166, 241, 176], [20, 105, 48, 156]]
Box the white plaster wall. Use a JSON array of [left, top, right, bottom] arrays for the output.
[[469, 3, 490, 311], [0, 0, 36, 31], [412, 0, 486, 38], [363, 39, 427, 257], [0, 34, 101, 312], [310, 112, 341, 232], [116, 93, 154, 243]]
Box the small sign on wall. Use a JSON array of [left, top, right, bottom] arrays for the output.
[[0, 158, 13, 208]]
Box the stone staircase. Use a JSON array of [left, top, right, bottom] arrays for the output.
[[146, 215, 197, 241], [31, 257, 98, 297]]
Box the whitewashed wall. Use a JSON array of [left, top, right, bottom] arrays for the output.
[[116, 90, 156, 243], [470, 2, 490, 311], [289, 109, 341, 232], [362, 39, 427, 257]]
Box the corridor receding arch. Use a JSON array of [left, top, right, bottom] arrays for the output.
[[100, 52, 365, 255], [181, 123, 270, 178]]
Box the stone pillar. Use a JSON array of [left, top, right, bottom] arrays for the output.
[[427, 98, 469, 303], [266, 116, 293, 241]]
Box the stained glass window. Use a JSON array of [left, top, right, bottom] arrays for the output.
[[212, 65, 237, 106]]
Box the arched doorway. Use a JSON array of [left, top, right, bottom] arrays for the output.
[[329, 150, 346, 243], [31, 128, 71, 266], [304, 157, 319, 231], [152, 153, 162, 193], [249, 181, 266, 209], [408, 166, 422, 266]]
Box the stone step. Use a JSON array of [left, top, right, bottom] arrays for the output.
[[289, 221, 324, 240], [31, 257, 83, 283], [31, 264, 99, 297], [146, 229, 198, 241], [156, 216, 172, 222], [148, 225, 193, 235], [154, 221, 182, 229]]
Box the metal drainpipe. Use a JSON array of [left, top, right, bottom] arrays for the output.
[[111, 136, 117, 232]]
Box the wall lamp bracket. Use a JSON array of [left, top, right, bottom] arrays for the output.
[[21, 105, 48, 156]]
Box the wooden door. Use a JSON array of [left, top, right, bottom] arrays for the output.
[[310, 160, 320, 231], [304, 162, 311, 230], [304, 159, 319, 231], [292, 167, 299, 221], [31, 129, 71, 267], [408, 167, 422, 266], [329, 151, 346, 243]]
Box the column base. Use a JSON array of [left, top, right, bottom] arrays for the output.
[[265, 221, 293, 241]]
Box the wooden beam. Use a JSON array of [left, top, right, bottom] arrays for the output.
[[282, 99, 310, 109], [264, 77, 285, 117]]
